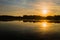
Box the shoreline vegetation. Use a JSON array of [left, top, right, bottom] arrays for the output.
[[0, 15, 60, 23]]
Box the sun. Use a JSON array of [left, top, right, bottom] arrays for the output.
[[41, 9, 49, 17], [42, 9, 48, 14]]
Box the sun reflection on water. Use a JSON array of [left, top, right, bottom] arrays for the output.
[[41, 22, 48, 28], [38, 20, 53, 35]]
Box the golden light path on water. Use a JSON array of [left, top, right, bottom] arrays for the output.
[[37, 20, 54, 35]]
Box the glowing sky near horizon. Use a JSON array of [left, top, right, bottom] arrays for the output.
[[0, 0, 60, 16]]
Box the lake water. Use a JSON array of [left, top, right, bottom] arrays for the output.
[[0, 20, 60, 40]]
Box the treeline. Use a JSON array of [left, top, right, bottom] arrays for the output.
[[0, 15, 22, 21], [23, 15, 60, 20], [0, 15, 60, 20]]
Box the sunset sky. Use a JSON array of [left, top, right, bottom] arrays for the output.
[[0, 0, 60, 16]]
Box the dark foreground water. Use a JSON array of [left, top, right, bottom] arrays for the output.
[[0, 20, 60, 40]]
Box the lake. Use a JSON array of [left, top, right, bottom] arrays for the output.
[[0, 20, 60, 40]]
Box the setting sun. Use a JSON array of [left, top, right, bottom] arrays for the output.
[[42, 9, 48, 14], [40, 9, 52, 17], [36, 2, 54, 17], [41, 9, 49, 17]]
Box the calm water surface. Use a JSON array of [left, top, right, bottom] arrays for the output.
[[0, 20, 60, 40]]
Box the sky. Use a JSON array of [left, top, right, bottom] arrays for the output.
[[0, 0, 60, 16]]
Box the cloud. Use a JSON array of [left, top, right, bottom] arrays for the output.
[[52, 0, 60, 5], [0, 5, 39, 16], [0, 0, 60, 8], [0, 0, 60, 16]]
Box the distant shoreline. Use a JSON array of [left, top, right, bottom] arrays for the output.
[[0, 15, 60, 20], [0, 15, 60, 23]]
